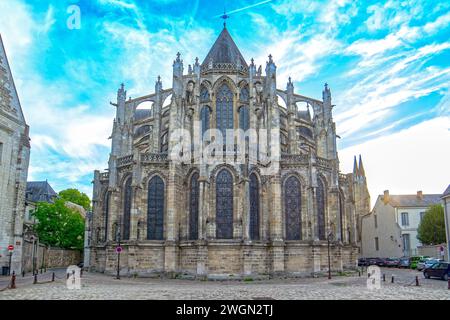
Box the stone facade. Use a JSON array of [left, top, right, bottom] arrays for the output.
[[89, 26, 370, 278], [0, 34, 30, 274]]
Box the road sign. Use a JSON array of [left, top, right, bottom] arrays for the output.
[[116, 246, 122, 254], [7, 245, 14, 252]]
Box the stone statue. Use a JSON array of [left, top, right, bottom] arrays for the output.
[[186, 82, 195, 105]]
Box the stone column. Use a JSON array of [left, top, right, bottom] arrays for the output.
[[164, 163, 179, 276]]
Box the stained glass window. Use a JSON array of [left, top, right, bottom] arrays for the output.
[[339, 192, 344, 242], [249, 173, 260, 240], [216, 169, 233, 239], [104, 191, 109, 242], [240, 86, 249, 102], [147, 176, 165, 240], [239, 106, 250, 132], [122, 178, 132, 240], [200, 106, 210, 138], [189, 173, 199, 240], [200, 86, 210, 103], [285, 176, 301, 240], [216, 84, 234, 144], [317, 178, 326, 240]]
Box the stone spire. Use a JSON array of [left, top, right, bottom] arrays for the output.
[[359, 154, 366, 177], [353, 155, 359, 177], [155, 75, 162, 92]]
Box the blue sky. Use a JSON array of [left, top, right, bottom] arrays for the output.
[[0, 0, 449, 205]]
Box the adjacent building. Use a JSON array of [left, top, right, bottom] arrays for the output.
[[362, 190, 442, 258], [0, 34, 30, 274], [89, 25, 370, 277], [442, 184, 450, 261]]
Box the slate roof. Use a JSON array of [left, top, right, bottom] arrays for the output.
[[381, 194, 442, 207], [442, 184, 450, 198], [26, 181, 58, 203], [201, 27, 248, 68]]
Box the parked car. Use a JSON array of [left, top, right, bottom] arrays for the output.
[[384, 257, 400, 267], [398, 257, 410, 268], [358, 258, 368, 267], [367, 257, 384, 266], [417, 258, 440, 271], [423, 262, 450, 280], [410, 256, 429, 269]]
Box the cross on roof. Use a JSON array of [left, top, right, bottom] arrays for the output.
[[221, 9, 230, 27]]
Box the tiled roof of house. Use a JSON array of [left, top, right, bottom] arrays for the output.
[[381, 194, 442, 207], [442, 184, 450, 198]]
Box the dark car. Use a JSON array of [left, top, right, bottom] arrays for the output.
[[423, 262, 450, 280], [367, 257, 384, 266], [398, 257, 410, 268], [384, 257, 400, 267], [358, 258, 368, 267]]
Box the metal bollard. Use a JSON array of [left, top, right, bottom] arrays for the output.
[[358, 270, 361, 277], [80, 268, 83, 278], [33, 273, 37, 284], [383, 274, 386, 282], [10, 272, 16, 289], [415, 276, 419, 286], [52, 272, 55, 282], [391, 275, 394, 283], [447, 278, 450, 290], [22, 270, 25, 278]]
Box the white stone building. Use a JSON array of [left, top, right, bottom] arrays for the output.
[[442, 185, 450, 261], [0, 34, 30, 274], [361, 190, 442, 258]]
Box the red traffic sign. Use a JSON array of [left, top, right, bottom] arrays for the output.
[[115, 246, 122, 253], [7, 245, 14, 252]]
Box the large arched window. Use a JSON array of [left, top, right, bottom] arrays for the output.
[[189, 172, 200, 240], [122, 178, 132, 240], [317, 178, 326, 240], [216, 169, 233, 239], [103, 191, 110, 242], [239, 106, 249, 132], [285, 176, 302, 240], [147, 176, 165, 240], [216, 83, 234, 144], [200, 86, 210, 103], [200, 106, 210, 138], [339, 191, 345, 242], [249, 173, 260, 240], [240, 86, 249, 102]]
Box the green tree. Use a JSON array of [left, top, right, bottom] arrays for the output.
[[59, 188, 91, 210], [417, 204, 446, 245], [32, 199, 85, 250]]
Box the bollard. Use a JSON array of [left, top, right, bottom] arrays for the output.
[[415, 276, 419, 286], [10, 272, 16, 289], [80, 268, 83, 278], [383, 274, 386, 282], [22, 270, 25, 278], [358, 270, 361, 277], [391, 275, 394, 283], [52, 272, 55, 282], [447, 278, 450, 290], [33, 273, 37, 284], [367, 273, 370, 278]]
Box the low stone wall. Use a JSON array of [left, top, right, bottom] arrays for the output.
[[91, 241, 359, 278], [417, 244, 448, 261], [21, 240, 82, 273]]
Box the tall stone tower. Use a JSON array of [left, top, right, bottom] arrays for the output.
[[0, 34, 31, 273]]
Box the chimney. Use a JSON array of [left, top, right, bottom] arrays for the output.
[[417, 191, 423, 200], [383, 190, 390, 204]]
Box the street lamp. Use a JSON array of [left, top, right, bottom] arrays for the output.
[[116, 223, 121, 280], [327, 231, 334, 280]]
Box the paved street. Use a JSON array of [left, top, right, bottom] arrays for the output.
[[0, 267, 449, 300]]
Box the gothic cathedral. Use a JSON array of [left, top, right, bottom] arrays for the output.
[[90, 25, 370, 278]]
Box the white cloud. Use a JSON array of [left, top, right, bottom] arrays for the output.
[[340, 116, 450, 207]]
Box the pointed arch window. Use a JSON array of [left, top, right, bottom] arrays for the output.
[[147, 176, 165, 240], [216, 169, 233, 239], [240, 86, 249, 102], [239, 106, 250, 132], [317, 178, 326, 240], [200, 86, 210, 103], [249, 173, 260, 240], [104, 191, 110, 242], [216, 83, 234, 144], [122, 178, 132, 240], [339, 191, 345, 242], [285, 176, 302, 240], [189, 173, 200, 240], [200, 106, 210, 138]]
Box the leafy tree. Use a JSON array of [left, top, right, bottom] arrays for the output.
[[417, 204, 446, 245], [32, 199, 85, 250], [58, 188, 91, 210]]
